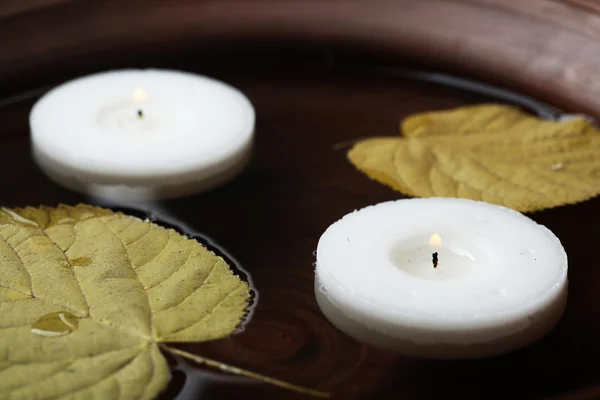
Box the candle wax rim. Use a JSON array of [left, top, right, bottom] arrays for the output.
[[29, 68, 255, 189], [315, 197, 568, 325]]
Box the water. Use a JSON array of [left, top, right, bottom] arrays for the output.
[[31, 311, 78, 337]]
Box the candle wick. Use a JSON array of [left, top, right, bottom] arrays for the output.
[[432, 252, 439, 269], [137, 109, 143, 119]]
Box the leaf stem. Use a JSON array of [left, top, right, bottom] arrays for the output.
[[332, 136, 375, 150], [161, 344, 331, 398]]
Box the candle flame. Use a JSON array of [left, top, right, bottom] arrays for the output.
[[429, 233, 442, 246], [132, 88, 147, 103]]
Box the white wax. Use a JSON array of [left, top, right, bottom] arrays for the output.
[[315, 198, 568, 359], [30, 69, 255, 201]]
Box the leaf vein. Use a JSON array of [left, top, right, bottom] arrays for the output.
[[0, 281, 31, 298], [157, 259, 220, 314], [135, 231, 173, 271], [60, 225, 77, 253], [101, 220, 154, 336], [145, 241, 194, 291], [142, 349, 157, 399], [43, 350, 142, 398], [37, 227, 90, 316], [124, 225, 151, 248], [0, 236, 33, 294], [466, 154, 557, 204], [165, 282, 245, 338], [2, 360, 73, 393]]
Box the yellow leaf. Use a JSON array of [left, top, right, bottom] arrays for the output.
[[0, 204, 250, 399], [348, 104, 600, 212]]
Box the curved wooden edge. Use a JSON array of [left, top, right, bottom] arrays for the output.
[[2, 0, 600, 117]]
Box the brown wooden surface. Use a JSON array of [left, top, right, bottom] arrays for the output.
[[568, 0, 600, 14], [4, 0, 600, 118], [2, 62, 600, 400], [2, 1, 600, 399]]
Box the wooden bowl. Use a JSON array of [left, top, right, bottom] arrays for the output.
[[1, 1, 599, 399]]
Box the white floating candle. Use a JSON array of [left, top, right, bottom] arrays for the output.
[[315, 198, 568, 359], [30, 69, 255, 201]]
